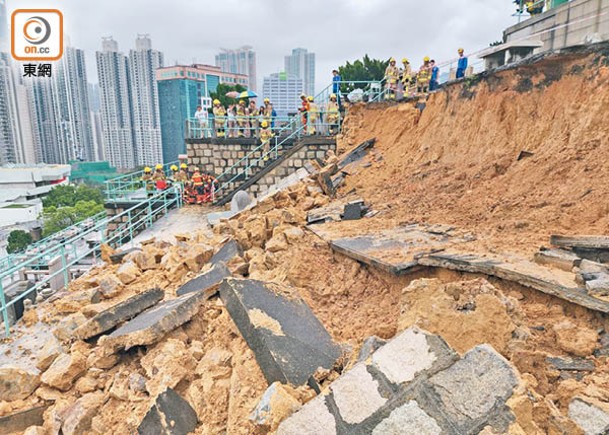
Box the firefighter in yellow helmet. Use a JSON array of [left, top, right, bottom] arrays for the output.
[[259, 120, 274, 161], [384, 57, 399, 100], [175, 163, 189, 184], [417, 56, 432, 95], [307, 96, 319, 135], [236, 99, 247, 137], [401, 58, 413, 96], [141, 166, 154, 197], [326, 93, 340, 135], [212, 99, 226, 138]]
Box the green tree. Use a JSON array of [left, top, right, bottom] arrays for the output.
[[41, 200, 104, 237], [7, 230, 33, 253], [42, 184, 104, 208], [337, 55, 389, 93], [209, 83, 248, 110]]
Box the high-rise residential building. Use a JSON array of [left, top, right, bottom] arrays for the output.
[[284, 48, 316, 96], [88, 83, 104, 161], [96, 37, 135, 169], [262, 72, 303, 118], [215, 46, 257, 91], [157, 64, 248, 162], [129, 35, 163, 167]]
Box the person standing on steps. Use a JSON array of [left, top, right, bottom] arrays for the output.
[[384, 58, 399, 100], [259, 120, 274, 161], [456, 48, 468, 79], [326, 94, 340, 135], [307, 96, 319, 135], [212, 99, 226, 138], [332, 69, 342, 108]]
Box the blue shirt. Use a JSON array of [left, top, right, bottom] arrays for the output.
[[431, 66, 439, 81], [457, 56, 468, 71], [332, 74, 341, 93]]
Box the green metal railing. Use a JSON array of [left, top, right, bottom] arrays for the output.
[[185, 115, 293, 139], [104, 160, 180, 201], [0, 188, 181, 337]]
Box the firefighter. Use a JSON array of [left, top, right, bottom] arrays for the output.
[[263, 98, 273, 132], [326, 93, 340, 135], [384, 58, 400, 100], [191, 168, 204, 200], [259, 120, 274, 161], [401, 58, 413, 95], [248, 100, 259, 137], [141, 167, 154, 197], [212, 99, 226, 138], [176, 163, 189, 184], [236, 99, 247, 137], [169, 165, 179, 181], [152, 164, 167, 191], [299, 93, 309, 131], [307, 96, 319, 135], [417, 57, 432, 94]]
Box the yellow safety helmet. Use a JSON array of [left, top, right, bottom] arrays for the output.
[[170, 165, 178, 171], [239, 99, 245, 104], [458, 47, 464, 53], [155, 164, 163, 170], [307, 95, 314, 102], [144, 167, 151, 173], [402, 58, 409, 64], [180, 163, 187, 169], [389, 57, 396, 63], [213, 99, 220, 105], [264, 98, 270, 103], [261, 120, 269, 128], [330, 93, 337, 100], [423, 56, 430, 62]]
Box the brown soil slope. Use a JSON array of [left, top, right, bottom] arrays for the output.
[[339, 46, 609, 255]]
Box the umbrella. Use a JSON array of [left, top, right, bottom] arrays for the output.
[[225, 91, 240, 98], [236, 90, 258, 99]]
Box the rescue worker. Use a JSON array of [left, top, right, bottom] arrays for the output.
[[169, 164, 179, 186], [525, 1, 543, 15], [259, 120, 274, 161], [175, 163, 189, 185], [152, 164, 167, 191], [212, 99, 226, 138], [456, 48, 468, 79], [263, 98, 273, 133], [417, 57, 432, 94], [401, 58, 413, 95], [307, 96, 319, 135], [326, 93, 340, 135], [299, 93, 309, 131], [141, 166, 154, 197], [248, 100, 259, 137], [236, 99, 247, 137], [191, 168, 204, 201], [384, 58, 400, 100]]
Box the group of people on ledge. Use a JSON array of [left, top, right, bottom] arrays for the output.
[[141, 164, 217, 203], [384, 48, 468, 100]]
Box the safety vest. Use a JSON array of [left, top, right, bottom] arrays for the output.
[[385, 66, 399, 84], [260, 128, 273, 141], [192, 173, 203, 185], [418, 66, 431, 83], [308, 102, 319, 121], [213, 106, 226, 123], [402, 64, 412, 82]]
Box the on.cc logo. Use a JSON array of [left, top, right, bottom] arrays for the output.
[[23, 16, 51, 45]]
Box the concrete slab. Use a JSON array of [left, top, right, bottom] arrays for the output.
[[219, 279, 342, 386], [428, 344, 518, 433], [277, 394, 337, 435], [372, 400, 442, 435], [210, 239, 243, 266], [99, 290, 208, 352], [534, 248, 581, 272], [357, 336, 387, 363], [568, 398, 609, 435], [0, 405, 47, 434], [176, 264, 231, 297], [419, 252, 609, 314], [138, 388, 198, 435], [206, 211, 237, 227], [371, 328, 457, 386], [74, 288, 165, 340], [309, 224, 467, 275]]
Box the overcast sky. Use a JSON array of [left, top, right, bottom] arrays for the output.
[[9, 0, 517, 92]]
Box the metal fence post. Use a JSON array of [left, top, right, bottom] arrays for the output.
[[0, 282, 8, 337], [60, 245, 68, 288], [128, 210, 133, 246]]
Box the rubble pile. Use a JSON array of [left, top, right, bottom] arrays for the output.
[[2, 46, 609, 434]]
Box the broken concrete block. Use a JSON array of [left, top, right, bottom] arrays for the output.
[[342, 200, 366, 221], [98, 274, 123, 299], [330, 363, 387, 424], [219, 278, 342, 385], [176, 263, 230, 297], [182, 244, 214, 273], [0, 367, 40, 401], [357, 336, 387, 362], [138, 388, 198, 435], [41, 352, 87, 391], [61, 391, 105, 435], [579, 259, 609, 274], [109, 247, 141, 264], [250, 382, 302, 430], [53, 312, 87, 342], [568, 398, 609, 435], [266, 234, 288, 252], [284, 227, 305, 244], [116, 261, 140, 285], [372, 400, 442, 435], [210, 239, 243, 266], [546, 356, 595, 372], [372, 328, 457, 385], [141, 339, 197, 397], [86, 347, 120, 369], [74, 288, 165, 340], [99, 289, 209, 352], [586, 276, 609, 297], [428, 344, 518, 433], [54, 288, 101, 314], [277, 394, 337, 435], [0, 406, 47, 435], [533, 248, 580, 272]]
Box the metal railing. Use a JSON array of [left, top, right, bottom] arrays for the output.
[[185, 115, 293, 140], [104, 160, 179, 201], [0, 188, 181, 337]]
